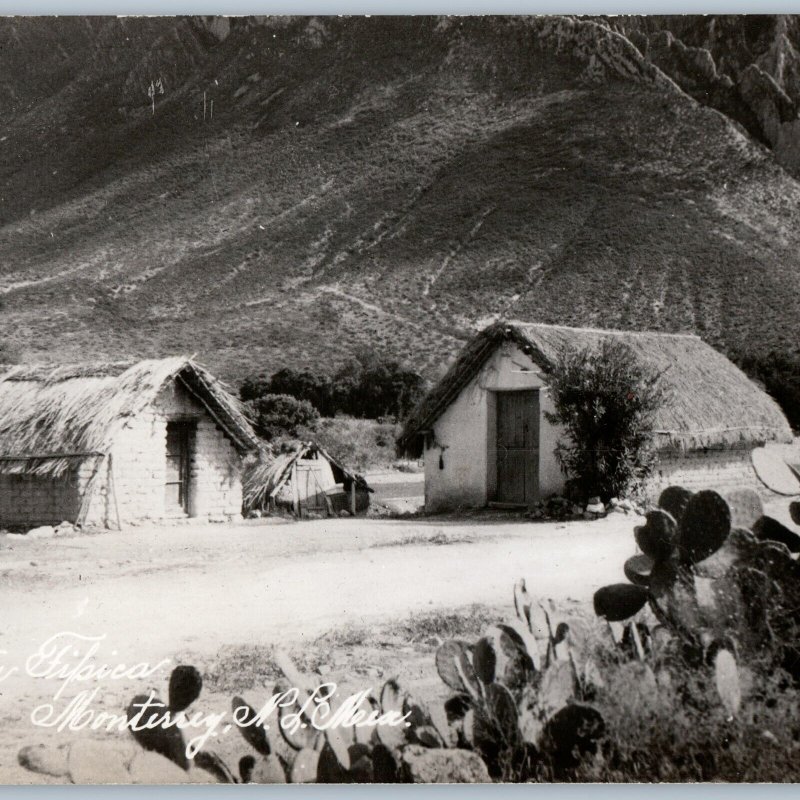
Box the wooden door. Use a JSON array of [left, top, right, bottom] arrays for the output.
[[165, 421, 195, 514], [496, 391, 539, 506]]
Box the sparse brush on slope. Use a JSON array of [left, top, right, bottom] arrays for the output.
[[2, 18, 800, 379]]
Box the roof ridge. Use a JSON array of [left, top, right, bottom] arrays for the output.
[[506, 321, 701, 340]]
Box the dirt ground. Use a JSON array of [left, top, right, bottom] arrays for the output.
[[0, 495, 793, 783]]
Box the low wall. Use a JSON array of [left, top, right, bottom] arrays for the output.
[[645, 447, 761, 499]]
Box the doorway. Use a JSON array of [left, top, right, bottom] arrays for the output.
[[165, 420, 196, 515], [495, 390, 540, 506]]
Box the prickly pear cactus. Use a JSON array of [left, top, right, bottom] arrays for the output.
[[593, 485, 800, 704], [433, 579, 605, 780]]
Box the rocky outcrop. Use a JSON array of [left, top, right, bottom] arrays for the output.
[[400, 745, 491, 783], [532, 16, 682, 92], [614, 15, 800, 176]]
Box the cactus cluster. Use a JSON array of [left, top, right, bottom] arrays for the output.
[[226, 649, 479, 784], [434, 580, 605, 780], [593, 485, 800, 704]]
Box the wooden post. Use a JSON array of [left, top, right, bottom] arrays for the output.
[[350, 481, 356, 516], [109, 453, 123, 531], [292, 461, 300, 517]]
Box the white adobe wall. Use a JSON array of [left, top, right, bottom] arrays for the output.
[[188, 416, 243, 519], [423, 345, 768, 514], [424, 343, 565, 513], [84, 380, 243, 526], [645, 447, 762, 499]]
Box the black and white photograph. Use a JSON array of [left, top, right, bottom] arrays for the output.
[[1, 13, 800, 785]]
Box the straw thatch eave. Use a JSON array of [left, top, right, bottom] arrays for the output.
[[397, 321, 793, 456], [0, 357, 260, 476]]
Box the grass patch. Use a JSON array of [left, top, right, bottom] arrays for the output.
[[191, 603, 498, 693], [369, 530, 476, 548]]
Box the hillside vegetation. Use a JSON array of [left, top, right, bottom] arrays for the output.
[[1, 16, 800, 384]]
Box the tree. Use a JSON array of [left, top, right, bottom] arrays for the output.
[[266, 368, 335, 416], [239, 373, 271, 402], [240, 368, 335, 415], [545, 340, 667, 502], [241, 359, 427, 422], [244, 394, 320, 441]]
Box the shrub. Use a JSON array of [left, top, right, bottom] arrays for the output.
[[239, 373, 271, 403], [296, 416, 399, 472], [240, 359, 427, 422], [327, 356, 426, 420], [267, 368, 335, 416], [545, 340, 666, 502], [245, 393, 320, 441]]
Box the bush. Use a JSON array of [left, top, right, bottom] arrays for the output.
[[545, 340, 666, 502], [296, 416, 399, 472], [244, 393, 320, 441], [240, 358, 427, 421], [267, 368, 336, 416]]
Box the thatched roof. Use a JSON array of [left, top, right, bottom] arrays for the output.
[[398, 321, 793, 454], [0, 357, 260, 476], [243, 441, 372, 511]]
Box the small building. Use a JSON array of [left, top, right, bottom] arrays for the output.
[[398, 322, 794, 513], [243, 442, 372, 517], [0, 358, 260, 528]]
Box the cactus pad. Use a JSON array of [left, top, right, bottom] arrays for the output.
[[634, 509, 677, 561], [193, 751, 236, 783], [289, 748, 320, 783], [232, 696, 271, 756], [435, 640, 472, 692], [472, 637, 497, 684], [239, 756, 256, 783], [658, 486, 693, 524], [168, 665, 202, 713], [490, 624, 535, 687], [126, 694, 188, 771], [647, 557, 680, 597], [724, 489, 763, 531], [624, 554, 654, 587], [380, 678, 404, 716], [752, 515, 800, 553], [677, 490, 731, 564], [593, 583, 648, 621], [485, 683, 519, 744]]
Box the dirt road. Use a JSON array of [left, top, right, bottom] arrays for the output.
[[0, 513, 637, 782], [0, 514, 634, 668]]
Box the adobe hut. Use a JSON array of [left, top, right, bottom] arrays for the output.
[[244, 442, 371, 517], [0, 358, 260, 528], [398, 322, 793, 513]]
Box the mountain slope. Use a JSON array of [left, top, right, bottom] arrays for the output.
[[1, 15, 799, 383]]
